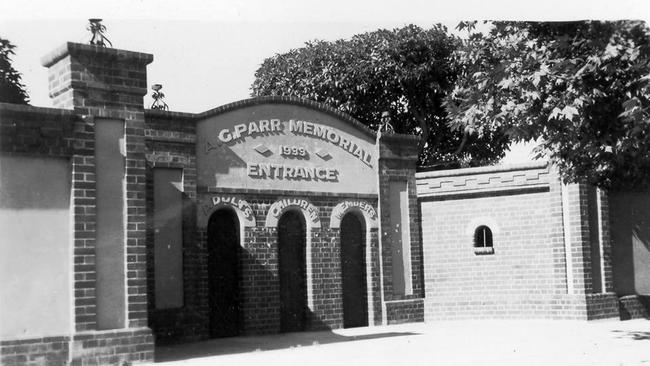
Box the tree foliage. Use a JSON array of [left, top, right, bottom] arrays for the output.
[[0, 37, 29, 105], [252, 24, 509, 167], [446, 21, 650, 190]]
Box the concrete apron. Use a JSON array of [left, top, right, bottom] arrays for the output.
[[156, 319, 650, 365]]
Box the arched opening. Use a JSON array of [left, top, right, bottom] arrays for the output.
[[474, 225, 493, 248], [473, 225, 495, 255], [207, 209, 241, 338], [340, 212, 368, 328], [278, 210, 307, 332]]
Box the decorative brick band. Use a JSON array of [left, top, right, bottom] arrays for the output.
[[416, 162, 551, 198]]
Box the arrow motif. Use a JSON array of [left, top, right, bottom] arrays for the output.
[[205, 140, 220, 153]]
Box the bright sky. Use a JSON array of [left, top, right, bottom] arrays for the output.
[[1, 0, 648, 163]]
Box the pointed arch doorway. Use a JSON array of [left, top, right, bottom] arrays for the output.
[[207, 209, 241, 338], [340, 212, 368, 328]]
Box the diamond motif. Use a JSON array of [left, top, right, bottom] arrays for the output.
[[315, 149, 332, 161], [254, 144, 272, 156]]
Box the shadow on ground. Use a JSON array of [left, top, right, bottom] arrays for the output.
[[611, 330, 650, 340], [155, 330, 421, 362]]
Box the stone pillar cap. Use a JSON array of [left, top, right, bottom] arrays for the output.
[[41, 42, 153, 68]]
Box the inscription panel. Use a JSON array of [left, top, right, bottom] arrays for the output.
[[196, 103, 378, 194]]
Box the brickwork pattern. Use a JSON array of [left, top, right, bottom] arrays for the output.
[[147, 185, 383, 342], [420, 189, 571, 319], [385, 299, 425, 324], [0, 103, 76, 157], [586, 293, 620, 320], [70, 116, 99, 331], [42, 43, 152, 110], [417, 163, 619, 320], [618, 295, 650, 320], [68, 329, 153, 366], [0, 337, 69, 366]]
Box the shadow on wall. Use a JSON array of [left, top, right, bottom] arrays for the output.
[[148, 198, 203, 344], [210, 143, 247, 174], [610, 193, 650, 296], [635, 225, 650, 252], [150, 220, 338, 345], [154, 330, 420, 362], [0, 156, 71, 209], [237, 245, 335, 336]]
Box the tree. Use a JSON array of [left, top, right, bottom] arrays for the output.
[[0, 37, 29, 104], [446, 21, 650, 190], [251, 24, 510, 167]]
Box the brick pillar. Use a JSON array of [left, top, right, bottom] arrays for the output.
[[562, 181, 619, 319], [377, 133, 425, 324], [565, 182, 592, 295], [42, 43, 154, 365]]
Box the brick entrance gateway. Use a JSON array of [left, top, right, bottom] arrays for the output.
[[1, 42, 648, 365], [144, 92, 424, 342], [0, 42, 423, 365]]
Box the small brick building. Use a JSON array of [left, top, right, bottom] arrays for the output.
[[1, 42, 649, 365], [416, 163, 650, 321]]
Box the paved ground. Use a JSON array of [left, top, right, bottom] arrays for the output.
[[156, 319, 650, 366]]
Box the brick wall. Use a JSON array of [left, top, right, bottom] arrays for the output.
[[68, 329, 153, 366], [0, 105, 74, 366], [2, 43, 154, 365], [417, 163, 619, 320], [1, 337, 69, 366], [145, 182, 383, 342], [0, 103, 76, 157], [586, 293, 621, 320], [385, 299, 425, 324], [618, 295, 650, 319], [1, 100, 155, 364]]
